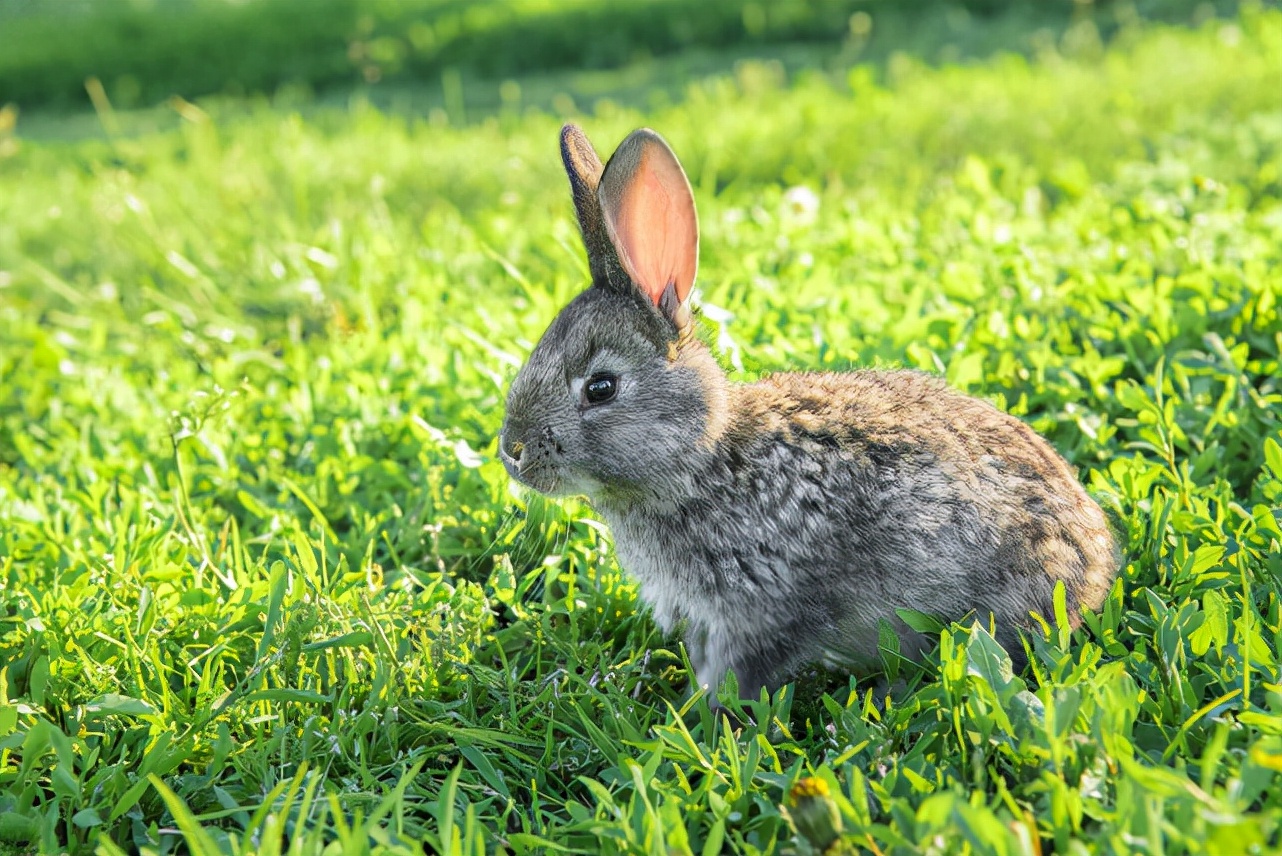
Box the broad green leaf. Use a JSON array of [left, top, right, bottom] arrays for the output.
[[83, 694, 157, 718]]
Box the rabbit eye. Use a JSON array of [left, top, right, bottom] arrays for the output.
[[584, 373, 618, 405]]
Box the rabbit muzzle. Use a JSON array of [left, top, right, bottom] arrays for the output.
[[498, 424, 562, 495]]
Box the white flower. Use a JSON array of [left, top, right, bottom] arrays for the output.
[[782, 185, 820, 226]]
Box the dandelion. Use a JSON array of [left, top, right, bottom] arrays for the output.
[[783, 777, 843, 852], [782, 185, 820, 226]]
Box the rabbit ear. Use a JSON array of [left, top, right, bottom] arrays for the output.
[[560, 124, 627, 291], [598, 129, 699, 321]]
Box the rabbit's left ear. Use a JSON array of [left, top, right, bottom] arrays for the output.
[[598, 129, 699, 322], [561, 124, 629, 292]]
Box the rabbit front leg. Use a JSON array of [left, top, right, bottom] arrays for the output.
[[725, 655, 774, 704], [720, 611, 832, 704], [682, 624, 719, 696], [697, 633, 773, 708], [682, 625, 748, 713], [701, 661, 769, 731]]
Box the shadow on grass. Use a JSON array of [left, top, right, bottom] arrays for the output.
[[6, 0, 1244, 142]]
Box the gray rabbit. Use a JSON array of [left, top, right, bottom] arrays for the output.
[[500, 124, 1118, 701]]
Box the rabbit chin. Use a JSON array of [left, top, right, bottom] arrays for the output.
[[515, 468, 605, 501]]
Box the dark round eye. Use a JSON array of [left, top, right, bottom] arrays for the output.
[[584, 373, 618, 405]]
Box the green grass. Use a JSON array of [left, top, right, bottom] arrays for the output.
[[0, 0, 1243, 111], [0, 0, 1008, 108], [2, 4, 1282, 855]]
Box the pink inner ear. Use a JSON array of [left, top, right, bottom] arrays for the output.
[[601, 139, 699, 309]]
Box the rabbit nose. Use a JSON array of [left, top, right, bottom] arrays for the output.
[[499, 432, 525, 467]]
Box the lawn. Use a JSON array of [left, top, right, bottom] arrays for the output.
[[1, 2, 1281, 854]]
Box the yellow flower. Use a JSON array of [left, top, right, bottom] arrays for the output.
[[785, 776, 843, 851]]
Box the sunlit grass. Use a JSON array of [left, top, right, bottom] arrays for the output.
[[1, 6, 1281, 854]]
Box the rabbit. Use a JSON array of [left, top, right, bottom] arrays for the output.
[[499, 124, 1119, 702]]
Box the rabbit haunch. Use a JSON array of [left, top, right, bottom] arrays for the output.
[[499, 124, 1118, 700]]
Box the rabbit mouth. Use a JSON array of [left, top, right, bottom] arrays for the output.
[[508, 465, 567, 497]]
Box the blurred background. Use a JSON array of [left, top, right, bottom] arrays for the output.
[[0, 0, 1246, 132]]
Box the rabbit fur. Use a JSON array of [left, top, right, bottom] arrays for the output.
[[500, 124, 1118, 700]]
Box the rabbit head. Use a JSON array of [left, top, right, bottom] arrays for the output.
[[499, 126, 727, 507]]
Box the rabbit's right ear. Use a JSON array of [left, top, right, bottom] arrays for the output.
[[560, 124, 626, 290], [598, 129, 698, 328]]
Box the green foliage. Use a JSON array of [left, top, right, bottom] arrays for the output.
[[0, 0, 1243, 110], [0, 0, 906, 108], [2, 4, 1282, 854]]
